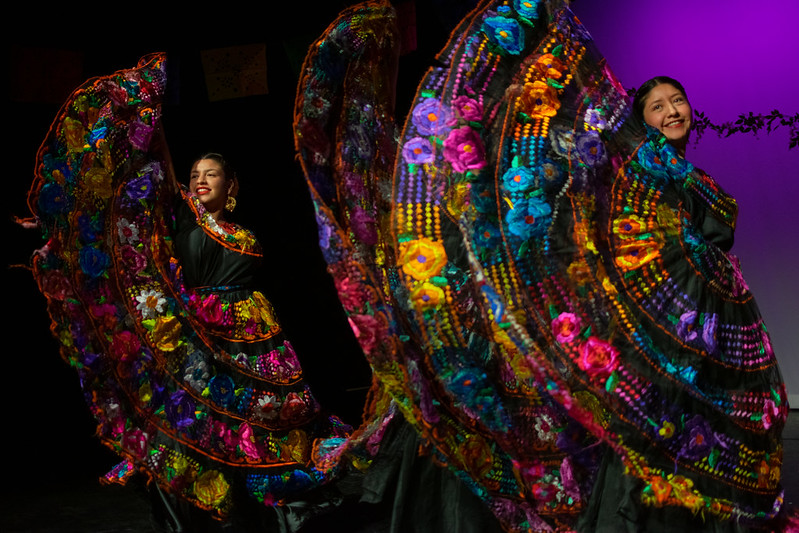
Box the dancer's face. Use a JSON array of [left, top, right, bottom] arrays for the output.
[[190, 159, 231, 215], [641, 83, 692, 153]]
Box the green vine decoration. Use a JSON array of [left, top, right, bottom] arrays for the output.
[[692, 109, 799, 149]]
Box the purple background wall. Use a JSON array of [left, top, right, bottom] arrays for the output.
[[570, 0, 799, 402]]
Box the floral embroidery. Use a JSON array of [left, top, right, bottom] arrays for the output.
[[483, 16, 525, 55], [551, 312, 581, 343], [520, 80, 561, 118], [194, 470, 230, 507], [443, 126, 487, 173], [398, 238, 448, 280], [505, 194, 552, 239], [577, 336, 619, 378], [501, 165, 535, 192], [411, 97, 452, 136], [402, 136, 435, 165]]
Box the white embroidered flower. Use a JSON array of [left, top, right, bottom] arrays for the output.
[[184, 358, 211, 392], [255, 394, 281, 420], [135, 288, 167, 319], [117, 218, 140, 244]]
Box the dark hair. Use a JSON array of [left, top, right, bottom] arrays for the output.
[[193, 152, 237, 182], [632, 76, 688, 121]]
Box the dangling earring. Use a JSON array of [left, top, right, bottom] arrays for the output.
[[225, 196, 237, 212]]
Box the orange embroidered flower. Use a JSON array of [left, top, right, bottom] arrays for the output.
[[411, 282, 446, 309], [532, 53, 565, 80], [519, 80, 561, 118], [612, 215, 647, 239], [398, 238, 448, 280], [614, 240, 660, 270]]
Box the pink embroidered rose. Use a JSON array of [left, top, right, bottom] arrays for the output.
[[577, 336, 619, 378], [451, 95, 483, 122], [348, 313, 385, 355], [551, 312, 581, 343], [238, 423, 262, 460], [442, 126, 486, 173]]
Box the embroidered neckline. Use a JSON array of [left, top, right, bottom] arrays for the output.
[[184, 190, 262, 256]]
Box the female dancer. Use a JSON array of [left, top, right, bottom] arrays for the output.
[[293, 1, 791, 531]]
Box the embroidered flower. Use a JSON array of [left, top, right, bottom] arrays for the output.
[[79, 246, 111, 278], [612, 215, 647, 239], [657, 420, 676, 439], [110, 330, 141, 361], [702, 313, 719, 353], [194, 470, 230, 508], [348, 313, 385, 355], [451, 95, 483, 122], [126, 173, 155, 201], [762, 399, 781, 430], [549, 127, 576, 160], [152, 315, 182, 352], [501, 165, 535, 192], [256, 394, 281, 421], [166, 390, 196, 429], [539, 159, 564, 186], [350, 205, 378, 245], [184, 354, 210, 392], [483, 16, 525, 55], [410, 281, 446, 309], [63, 116, 87, 152], [411, 98, 452, 136], [676, 310, 699, 342], [551, 312, 581, 343], [402, 136, 435, 165], [398, 238, 448, 280], [577, 336, 619, 378], [209, 374, 236, 408], [514, 0, 540, 20], [279, 392, 309, 424], [584, 107, 607, 131], [642, 476, 672, 506], [191, 293, 225, 326], [520, 80, 560, 118], [679, 415, 714, 461], [443, 126, 486, 173], [129, 120, 154, 151], [334, 274, 369, 311], [614, 240, 660, 270], [532, 53, 564, 80], [121, 428, 149, 459], [505, 195, 552, 240], [136, 289, 167, 319], [575, 131, 607, 167], [473, 220, 501, 249], [471, 182, 498, 214], [238, 423, 261, 460], [37, 182, 70, 216], [85, 166, 113, 200]]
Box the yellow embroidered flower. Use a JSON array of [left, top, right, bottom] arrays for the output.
[[152, 315, 182, 351], [398, 238, 448, 280], [194, 470, 230, 507], [63, 116, 88, 153], [519, 80, 561, 118], [656, 204, 681, 237], [286, 429, 310, 463], [411, 282, 446, 309], [85, 166, 113, 200]]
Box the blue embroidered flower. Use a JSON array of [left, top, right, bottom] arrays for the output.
[[79, 246, 111, 278], [505, 195, 552, 240], [637, 126, 694, 179], [38, 182, 71, 216], [126, 173, 155, 201], [483, 16, 525, 55], [411, 98, 452, 136], [702, 313, 719, 353], [514, 0, 540, 20], [676, 310, 699, 342], [501, 165, 535, 192], [471, 182, 498, 214], [166, 390, 196, 429], [575, 131, 607, 167], [78, 213, 104, 244], [473, 220, 501, 249], [209, 374, 236, 408]]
